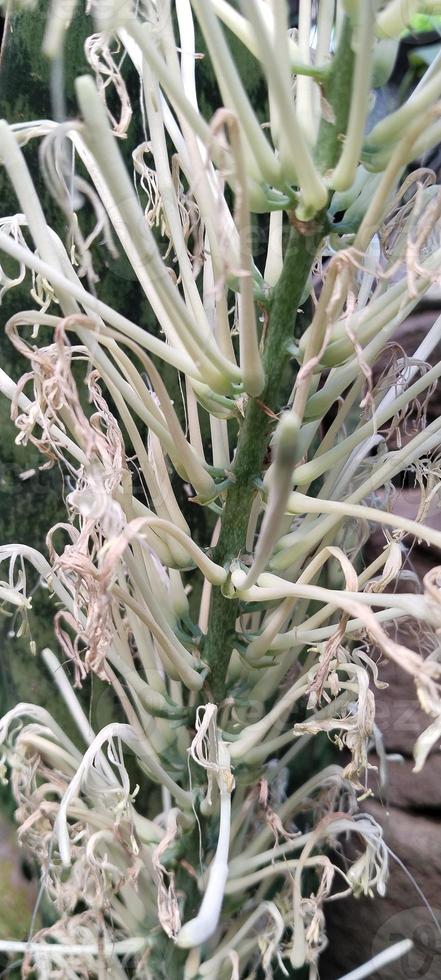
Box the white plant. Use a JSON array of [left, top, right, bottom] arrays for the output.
[[0, 1, 441, 977]]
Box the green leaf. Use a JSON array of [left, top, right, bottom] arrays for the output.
[[405, 14, 441, 34]]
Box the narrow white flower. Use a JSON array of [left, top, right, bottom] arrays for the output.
[[176, 707, 234, 948]]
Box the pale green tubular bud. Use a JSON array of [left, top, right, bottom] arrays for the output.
[[240, 412, 301, 591]]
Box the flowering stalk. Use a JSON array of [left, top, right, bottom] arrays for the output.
[[0, 3, 441, 978]]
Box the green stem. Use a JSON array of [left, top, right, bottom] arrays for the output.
[[204, 17, 357, 704], [205, 223, 323, 701], [314, 15, 355, 174]]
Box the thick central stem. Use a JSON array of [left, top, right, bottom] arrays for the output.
[[205, 222, 324, 700], [204, 16, 355, 702]]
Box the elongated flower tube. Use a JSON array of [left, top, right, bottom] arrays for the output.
[[211, 0, 322, 76], [366, 58, 441, 149], [191, 0, 281, 188], [74, 75, 240, 395], [240, 412, 300, 589], [55, 723, 194, 866], [219, 110, 265, 397], [176, 715, 234, 947], [330, 2, 376, 191], [240, 0, 328, 216], [376, 0, 426, 38]]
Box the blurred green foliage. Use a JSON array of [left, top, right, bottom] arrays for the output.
[[406, 13, 441, 35]]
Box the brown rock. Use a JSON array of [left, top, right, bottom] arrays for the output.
[[368, 753, 441, 812], [373, 658, 432, 757]]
